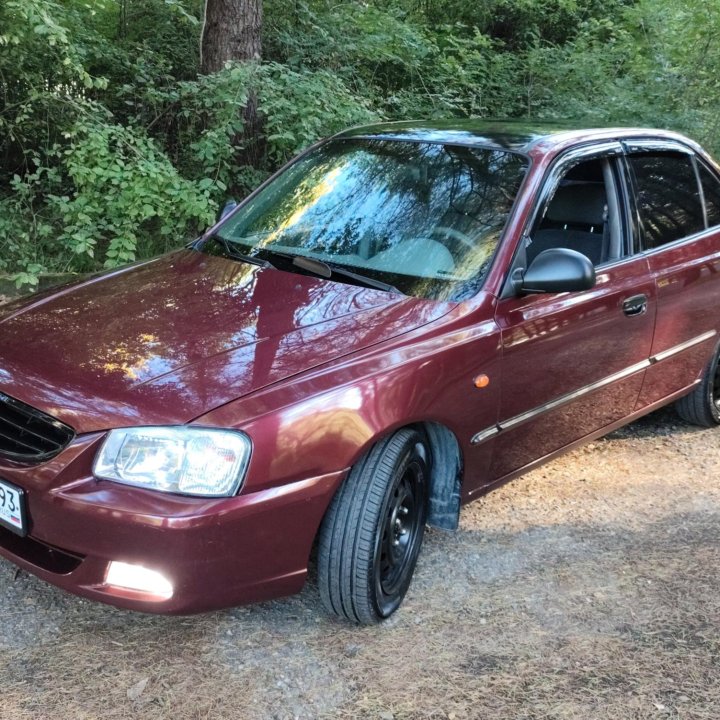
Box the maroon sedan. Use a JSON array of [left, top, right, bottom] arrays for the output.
[[1, 122, 719, 624]]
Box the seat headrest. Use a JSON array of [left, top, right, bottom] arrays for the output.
[[546, 183, 607, 226]]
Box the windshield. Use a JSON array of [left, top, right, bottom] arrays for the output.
[[210, 139, 528, 301]]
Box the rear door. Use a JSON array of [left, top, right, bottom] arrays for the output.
[[622, 142, 720, 407], [483, 142, 657, 484]]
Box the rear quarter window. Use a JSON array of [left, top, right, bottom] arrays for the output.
[[628, 152, 705, 249]]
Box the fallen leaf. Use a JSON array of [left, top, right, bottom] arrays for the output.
[[127, 677, 149, 701]]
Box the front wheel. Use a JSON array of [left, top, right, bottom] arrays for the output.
[[675, 344, 720, 427], [317, 429, 429, 624]]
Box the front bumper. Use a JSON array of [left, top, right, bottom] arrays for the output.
[[0, 435, 346, 614]]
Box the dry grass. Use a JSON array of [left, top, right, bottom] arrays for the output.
[[1, 409, 719, 719]]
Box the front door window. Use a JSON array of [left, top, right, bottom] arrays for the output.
[[528, 157, 625, 268]]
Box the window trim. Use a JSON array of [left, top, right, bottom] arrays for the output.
[[694, 155, 720, 231], [691, 155, 709, 229], [622, 139, 695, 156], [617, 154, 643, 256]]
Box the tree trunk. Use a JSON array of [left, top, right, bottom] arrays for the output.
[[200, 0, 262, 74], [200, 0, 264, 171]]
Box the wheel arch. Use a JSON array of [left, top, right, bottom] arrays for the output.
[[416, 421, 463, 530], [320, 419, 464, 533]]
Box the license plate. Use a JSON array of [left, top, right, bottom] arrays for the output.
[[0, 479, 26, 536]]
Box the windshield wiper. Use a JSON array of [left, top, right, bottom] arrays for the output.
[[205, 234, 274, 268], [233, 247, 402, 295], [292, 255, 403, 295]]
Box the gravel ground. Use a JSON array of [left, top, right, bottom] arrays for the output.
[[0, 406, 719, 719]]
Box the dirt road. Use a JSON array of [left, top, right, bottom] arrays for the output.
[[1, 407, 719, 719]]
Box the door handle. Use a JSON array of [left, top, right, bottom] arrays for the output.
[[622, 294, 648, 317]]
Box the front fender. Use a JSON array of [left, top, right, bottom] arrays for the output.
[[196, 298, 502, 500]]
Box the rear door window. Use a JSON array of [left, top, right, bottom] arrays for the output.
[[627, 152, 705, 249]]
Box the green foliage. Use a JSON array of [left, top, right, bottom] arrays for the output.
[[259, 62, 377, 163], [0, 0, 107, 181], [53, 121, 216, 268], [0, 171, 58, 284], [139, 60, 377, 197], [3, 0, 720, 287]]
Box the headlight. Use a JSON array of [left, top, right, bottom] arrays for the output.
[[93, 427, 252, 497]]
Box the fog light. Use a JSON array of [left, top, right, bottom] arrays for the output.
[[105, 561, 173, 599]]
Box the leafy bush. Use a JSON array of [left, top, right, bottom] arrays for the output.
[[259, 63, 378, 163], [53, 121, 216, 268], [3, 0, 720, 287]]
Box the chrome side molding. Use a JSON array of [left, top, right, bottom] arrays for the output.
[[650, 330, 716, 364], [471, 330, 717, 445]]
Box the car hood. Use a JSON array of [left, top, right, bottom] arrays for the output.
[[0, 249, 454, 434]]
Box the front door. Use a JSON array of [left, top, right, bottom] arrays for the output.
[[485, 144, 657, 484]]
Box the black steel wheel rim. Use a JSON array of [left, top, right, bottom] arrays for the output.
[[375, 457, 425, 608]]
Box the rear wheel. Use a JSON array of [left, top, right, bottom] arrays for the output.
[[675, 345, 720, 427], [318, 429, 429, 624]]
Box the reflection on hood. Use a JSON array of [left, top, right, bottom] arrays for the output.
[[0, 250, 455, 433]]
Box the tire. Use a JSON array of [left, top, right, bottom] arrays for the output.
[[318, 428, 430, 624], [675, 344, 720, 427]]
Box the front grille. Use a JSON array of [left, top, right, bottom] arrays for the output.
[[0, 392, 75, 463]]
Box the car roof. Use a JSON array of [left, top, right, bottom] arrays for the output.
[[334, 119, 700, 156]]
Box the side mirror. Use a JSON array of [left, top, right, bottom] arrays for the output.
[[217, 198, 238, 222], [520, 247, 596, 294]]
